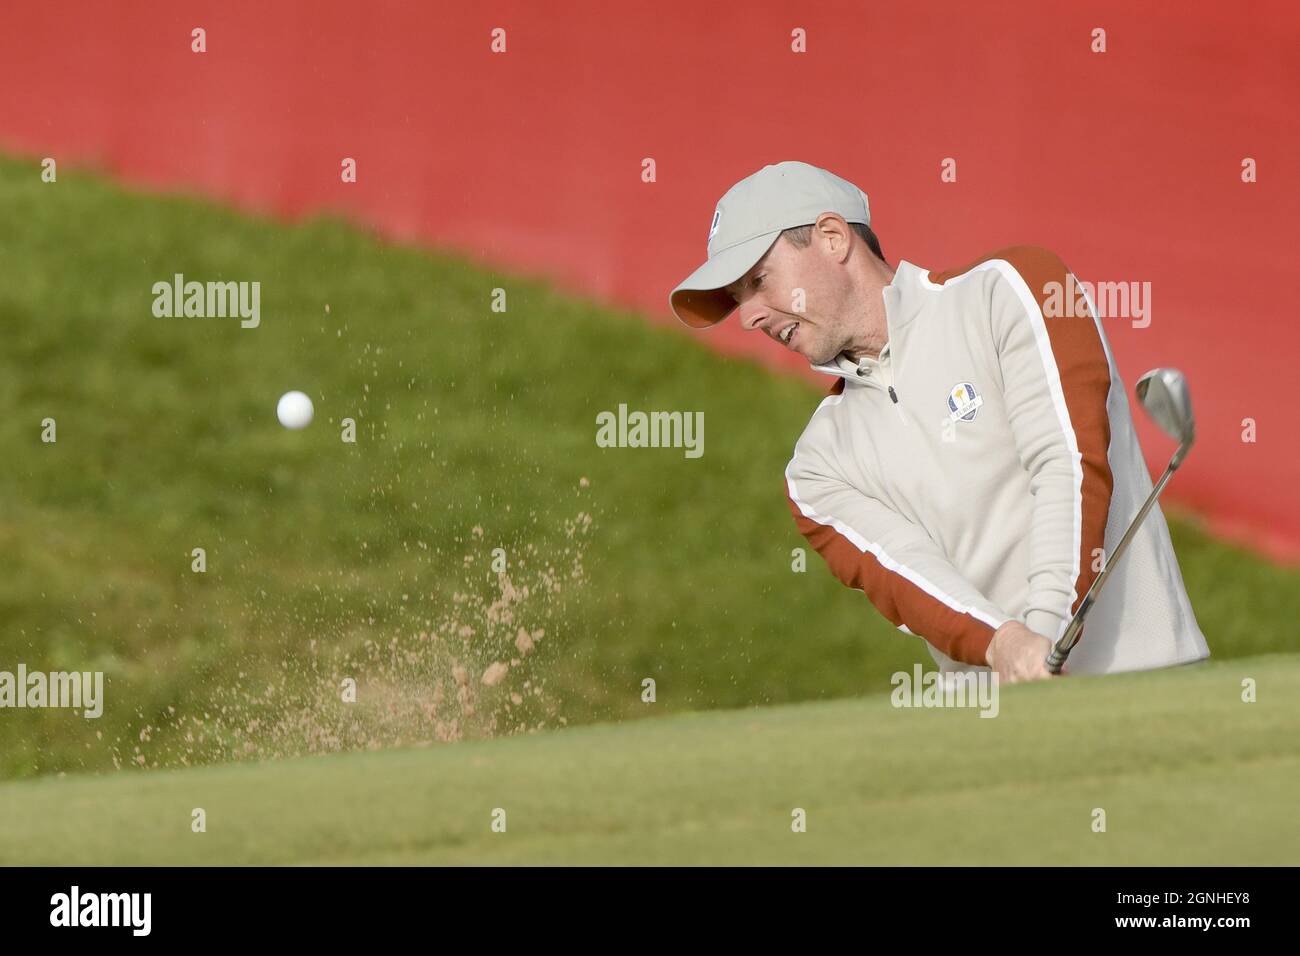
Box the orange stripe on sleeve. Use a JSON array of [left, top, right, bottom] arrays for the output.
[[784, 481, 998, 667]]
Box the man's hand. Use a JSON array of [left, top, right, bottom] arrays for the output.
[[985, 621, 1056, 684]]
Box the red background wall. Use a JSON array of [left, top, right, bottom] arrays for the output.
[[2, 0, 1297, 560]]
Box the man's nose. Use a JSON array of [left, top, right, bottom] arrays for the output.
[[738, 301, 770, 332]]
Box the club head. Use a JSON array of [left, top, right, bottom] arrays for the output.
[[1136, 368, 1195, 463]]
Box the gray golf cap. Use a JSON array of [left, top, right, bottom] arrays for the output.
[[669, 160, 871, 329]]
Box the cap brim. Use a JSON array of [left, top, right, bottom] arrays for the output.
[[669, 232, 780, 328]]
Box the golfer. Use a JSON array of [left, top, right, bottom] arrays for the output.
[[670, 161, 1209, 683]]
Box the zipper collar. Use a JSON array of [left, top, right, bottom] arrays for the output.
[[810, 344, 888, 384]]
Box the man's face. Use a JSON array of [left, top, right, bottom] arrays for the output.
[[723, 229, 851, 365]]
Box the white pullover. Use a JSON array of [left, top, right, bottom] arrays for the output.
[[784, 246, 1209, 674]]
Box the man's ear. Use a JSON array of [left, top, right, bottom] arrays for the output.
[[815, 214, 852, 262]]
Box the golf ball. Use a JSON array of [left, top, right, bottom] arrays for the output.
[[276, 390, 314, 430]]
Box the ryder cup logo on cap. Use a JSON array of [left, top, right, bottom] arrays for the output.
[[948, 382, 983, 422], [669, 161, 872, 329]]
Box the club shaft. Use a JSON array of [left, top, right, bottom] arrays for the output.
[[1045, 451, 1183, 673]]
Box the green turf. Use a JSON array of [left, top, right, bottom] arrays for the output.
[[0, 653, 1294, 865], [1, 153, 1298, 782]]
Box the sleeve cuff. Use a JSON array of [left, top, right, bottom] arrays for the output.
[[1025, 608, 1066, 641]]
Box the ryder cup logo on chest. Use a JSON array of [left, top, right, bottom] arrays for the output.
[[947, 382, 983, 423]]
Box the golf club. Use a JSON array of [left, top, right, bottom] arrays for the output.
[[1045, 368, 1196, 674]]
